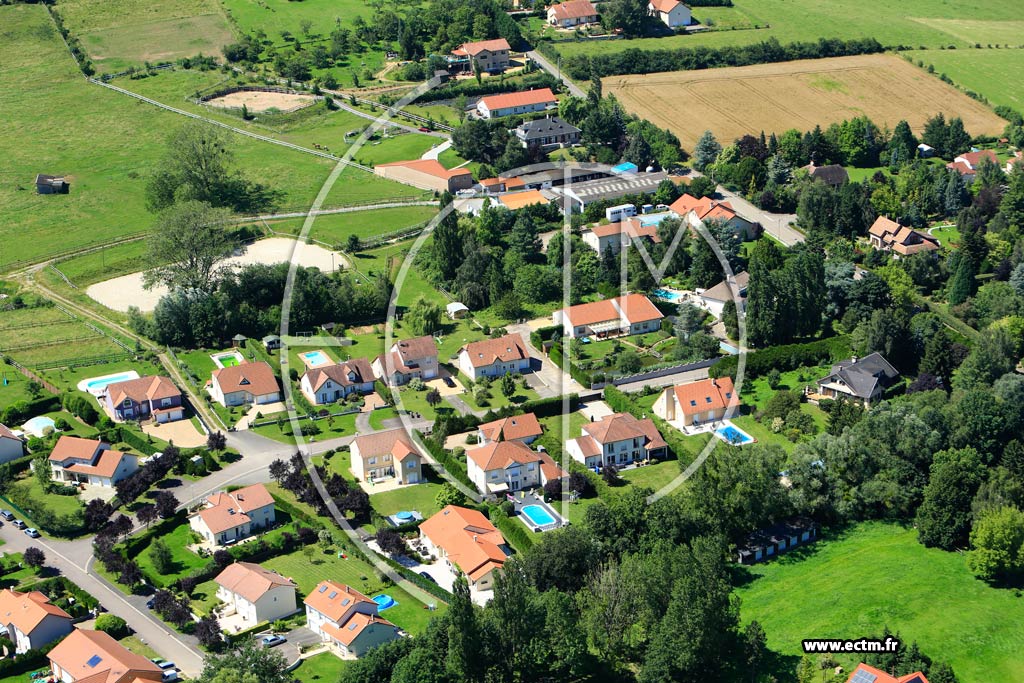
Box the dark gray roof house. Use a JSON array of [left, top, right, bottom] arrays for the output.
[[815, 352, 899, 407], [514, 116, 581, 149], [803, 163, 849, 187]]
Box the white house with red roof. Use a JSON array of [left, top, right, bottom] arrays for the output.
[[350, 428, 423, 484], [670, 193, 755, 239], [465, 439, 563, 495], [553, 293, 664, 339], [372, 335, 439, 386], [946, 149, 999, 181], [566, 412, 668, 469], [1006, 151, 1022, 174], [458, 333, 532, 380], [547, 0, 598, 27], [48, 436, 138, 488], [0, 423, 25, 464], [477, 412, 543, 445], [451, 38, 511, 73], [419, 505, 510, 591], [304, 580, 400, 658], [846, 663, 929, 683], [653, 376, 738, 427], [101, 375, 183, 423], [581, 216, 663, 256], [210, 361, 280, 408], [868, 216, 939, 257], [300, 358, 376, 406], [476, 88, 557, 119], [649, 0, 691, 27], [374, 158, 474, 193], [214, 562, 297, 626], [0, 588, 73, 654], [47, 628, 163, 683], [188, 483, 276, 546]]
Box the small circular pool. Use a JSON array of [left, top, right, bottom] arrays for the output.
[[373, 594, 396, 610], [395, 511, 414, 521]]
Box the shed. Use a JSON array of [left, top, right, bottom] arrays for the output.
[[446, 302, 470, 319], [262, 335, 281, 351], [232, 334, 248, 348], [35, 174, 69, 195], [917, 143, 935, 158]]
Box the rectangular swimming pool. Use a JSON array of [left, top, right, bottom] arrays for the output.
[[520, 504, 556, 528], [301, 350, 331, 367], [715, 424, 755, 446]]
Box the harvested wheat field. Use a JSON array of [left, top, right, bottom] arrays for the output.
[[206, 89, 317, 113], [604, 54, 1008, 149]]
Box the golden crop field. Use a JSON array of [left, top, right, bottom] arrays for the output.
[[604, 54, 1008, 149]]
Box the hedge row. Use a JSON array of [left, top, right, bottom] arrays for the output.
[[393, 72, 559, 104], [0, 641, 56, 679], [417, 433, 476, 492], [114, 425, 161, 455], [0, 394, 62, 427], [488, 504, 536, 553], [708, 335, 852, 380], [547, 343, 596, 388]]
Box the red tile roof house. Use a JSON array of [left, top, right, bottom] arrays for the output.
[[547, 0, 598, 27], [581, 216, 662, 256], [450, 38, 511, 73], [553, 293, 664, 340], [466, 439, 564, 495], [350, 428, 424, 484], [649, 0, 691, 28], [669, 193, 756, 240], [868, 216, 939, 258], [214, 562, 297, 628], [566, 412, 668, 469], [374, 158, 474, 194], [101, 375, 183, 423], [209, 360, 280, 408], [0, 588, 73, 654], [0, 423, 25, 464], [47, 628, 164, 683], [458, 333, 532, 381], [372, 335, 439, 386], [419, 505, 510, 591], [846, 663, 929, 683], [476, 88, 557, 119], [946, 149, 999, 181], [300, 358, 376, 406], [653, 377, 738, 427], [304, 580, 400, 658], [188, 483, 276, 546], [48, 436, 138, 488], [477, 412, 543, 445]]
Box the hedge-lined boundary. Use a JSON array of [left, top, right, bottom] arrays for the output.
[[488, 504, 536, 553], [708, 335, 852, 380]]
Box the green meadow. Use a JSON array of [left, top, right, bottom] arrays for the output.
[[906, 48, 1024, 112]]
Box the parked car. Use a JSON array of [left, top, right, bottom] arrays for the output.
[[12, 519, 26, 529], [418, 126, 431, 132], [24, 528, 40, 538], [418, 571, 437, 583], [261, 635, 286, 648], [0, 510, 14, 521], [154, 660, 176, 670], [161, 671, 179, 682], [443, 376, 456, 388], [146, 599, 156, 609]]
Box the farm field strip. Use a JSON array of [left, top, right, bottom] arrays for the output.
[[604, 54, 1008, 148], [905, 47, 1024, 112]]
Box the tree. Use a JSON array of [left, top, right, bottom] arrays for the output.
[[95, 614, 128, 638], [143, 201, 237, 293], [500, 373, 516, 399], [23, 546, 45, 571], [213, 549, 234, 568], [136, 504, 158, 528], [207, 431, 227, 451], [197, 639, 293, 683], [967, 505, 1024, 583], [149, 538, 174, 575], [405, 297, 442, 336], [195, 614, 224, 650], [425, 388, 442, 407], [376, 528, 407, 556], [601, 0, 650, 37], [693, 130, 722, 172], [446, 577, 483, 683], [118, 560, 143, 588], [435, 483, 467, 509], [743, 621, 768, 683], [146, 123, 274, 213], [916, 448, 985, 549], [953, 327, 1015, 391], [616, 350, 642, 375], [155, 490, 180, 518], [84, 498, 115, 532], [688, 174, 717, 199]]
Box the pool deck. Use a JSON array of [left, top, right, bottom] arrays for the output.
[[300, 349, 333, 369], [211, 351, 245, 370], [76, 370, 141, 395], [509, 491, 564, 532]]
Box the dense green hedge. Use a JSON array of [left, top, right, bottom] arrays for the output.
[[390, 72, 559, 104], [708, 335, 851, 380], [530, 325, 562, 349], [487, 504, 536, 553], [0, 394, 61, 427], [417, 433, 476, 492], [115, 426, 160, 455], [547, 343, 595, 388]]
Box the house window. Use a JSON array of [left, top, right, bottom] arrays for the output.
[[408, 461, 416, 469], [368, 457, 377, 465], [527, 463, 535, 471], [161, 398, 172, 407], [490, 472, 499, 479], [123, 399, 131, 407], [384, 455, 391, 462]]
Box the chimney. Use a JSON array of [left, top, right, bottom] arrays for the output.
[[711, 378, 717, 387], [473, 535, 478, 543], [851, 356, 859, 364]]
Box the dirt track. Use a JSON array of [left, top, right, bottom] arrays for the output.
[[206, 89, 315, 113], [604, 54, 1007, 148]]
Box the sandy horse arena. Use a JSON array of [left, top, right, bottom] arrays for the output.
[[86, 238, 347, 313], [205, 89, 316, 113]]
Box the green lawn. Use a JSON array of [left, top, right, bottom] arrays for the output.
[[292, 652, 350, 682], [368, 468, 446, 519], [929, 224, 961, 249], [554, 0, 1024, 60], [461, 378, 539, 412], [368, 407, 399, 431], [0, 362, 52, 412], [135, 520, 208, 587], [42, 356, 163, 393], [737, 522, 1024, 683], [265, 205, 437, 249], [8, 476, 86, 518], [356, 133, 442, 167], [618, 459, 681, 491], [53, 238, 150, 286], [904, 48, 1024, 112], [249, 410, 359, 444]]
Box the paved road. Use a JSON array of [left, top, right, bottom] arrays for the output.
[[0, 526, 205, 677], [421, 139, 453, 161], [507, 322, 584, 398], [527, 50, 585, 98], [323, 90, 451, 139]]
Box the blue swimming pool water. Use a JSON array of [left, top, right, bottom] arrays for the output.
[[716, 425, 754, 445], [720, 341, 739, 355], [652, 288, 683, 303], [372, 594, 396, 611], [302, 350, 330, 366], [395, 510, 414, 521], [23, 416, 56, 434], [86, 372, 138, 390], [521, 504, 556, 527]]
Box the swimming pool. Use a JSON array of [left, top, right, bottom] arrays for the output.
[[715, 424, 755, 446], [301, 350, 331, 367], [211, 351, 244, 369], [77, 370, 141, 395], [520, 504, 556, 527], [637, 212, 672, 227], [22, 416, 56, 438], [652, 288, 684, 303], [372, 594, 397, 611], [395, 511, 414, 522], [719, 341, 739, 355]]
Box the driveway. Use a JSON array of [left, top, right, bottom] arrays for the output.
[[713, 186, 803, 246], [526, 50, 585, 98], [506, 322, 584, 398], [420, 138, 452, 161], [278, 626, 323, 666], [143, 419, 206, 448]]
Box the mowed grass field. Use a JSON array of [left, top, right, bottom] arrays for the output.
[[265, 205, 437, 247], [57, 0, 233, 73], [604, 54, 1008, 149], [906, 48, 1024, 112], [555, 0, 1024, 58], [737, 522, 1024, 683]]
